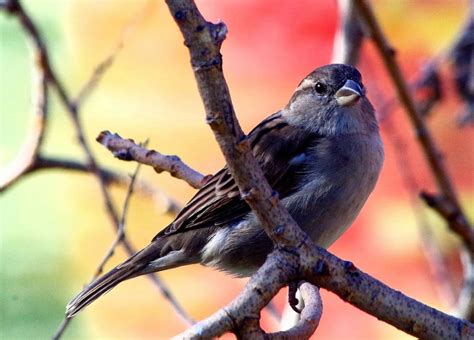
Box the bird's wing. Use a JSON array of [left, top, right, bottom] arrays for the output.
[[153, 112, 322, 239]]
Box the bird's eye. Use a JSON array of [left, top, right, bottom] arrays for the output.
[[314, 82, 327, 94]]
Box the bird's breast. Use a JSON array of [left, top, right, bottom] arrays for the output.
[[288, 133, 383, 247]]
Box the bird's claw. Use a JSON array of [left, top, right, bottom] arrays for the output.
[[288, 281, 302, 313]]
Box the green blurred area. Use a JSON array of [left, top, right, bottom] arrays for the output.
[[0, 1, 86, 338]]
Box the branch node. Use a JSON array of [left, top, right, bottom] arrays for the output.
[[209, 21, 228, 45], [96, 130, 113, 144], [241, 187, 258, 200], [343, 260, 357, 273], [270, 190, 280, 205], [174, 9, 187, 21], [113, 150, 133, 161], [4, 0, 20, 13], [313, 260, 330, 276], [192, 54, 223, 72], [387, 45, 397, 57], [205, 111, 221, 126], [273, 225, 285, 236], [201, 174, 213, 186], [145, 149, 157, 158], [236, 135, 249, 151]]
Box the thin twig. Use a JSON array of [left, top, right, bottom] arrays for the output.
[[382, 114, 457, 305], [94, 157, 143, 279], [0, 0, 48, 192], [331, 0, 364, 65], [1, 154, 182, 216], [34, 156, 182, 216], [97, 131, 209, 189], [0, 0, 193, 336], [72, 0, 152, 106], [354, 0, 474, 252], [355, 0, 474, 322]]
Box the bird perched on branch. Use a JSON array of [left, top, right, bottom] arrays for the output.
[[66, 64, 384, 317]]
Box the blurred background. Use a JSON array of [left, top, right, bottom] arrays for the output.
[[1, 0, 473, 339]]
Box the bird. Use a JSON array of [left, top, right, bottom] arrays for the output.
[[66, 64, 384, 317]]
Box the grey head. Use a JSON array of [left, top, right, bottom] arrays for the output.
[[284, 64, 378, 136]]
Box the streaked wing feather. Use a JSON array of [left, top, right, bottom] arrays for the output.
[[154, 111, 322, 239]]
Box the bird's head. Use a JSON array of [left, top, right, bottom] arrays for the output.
[[285, 64, 378, 136]]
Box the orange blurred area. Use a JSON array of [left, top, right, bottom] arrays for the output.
[[0, 0, 473, 339]]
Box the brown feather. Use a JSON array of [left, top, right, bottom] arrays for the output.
[[153, 112, 323, 240]]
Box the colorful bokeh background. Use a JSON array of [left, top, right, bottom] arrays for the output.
[[1, 0, 473, 339]]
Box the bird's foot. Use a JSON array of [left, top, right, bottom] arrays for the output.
[[288, 281, 302, 313]]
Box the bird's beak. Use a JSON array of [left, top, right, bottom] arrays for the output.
[[335, 79, 364, 107]]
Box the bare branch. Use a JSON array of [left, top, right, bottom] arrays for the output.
[[97, 131, 208, 189], [449, 0, 474, 127], [178, 245, 474, 339], [165, 0, 306, 250], [34, 156, 182, 216], [1, 0, 193, 336], [71, 0, 148, 106], [279, 289, 303, 332], [354, 0, 474, 252], [331, 0, 364, 65], [379, 112, 457, 305], [73, 52, 117, 107], [165, 0, 474, 338], [270, 283, 322, 339], [421, 192, 473, 247], [301, 247, 474, 339], [174, 251, 297, 339], [94, 159, 143, 278], [356, 0, 474, 322], [1, 154, 182, 217], [0, 0, 48, 192], [456, 249, 474, 321]]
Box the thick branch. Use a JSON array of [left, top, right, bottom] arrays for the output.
[[175, 251, 298, 339], [96, 131, 208, 189], [179, 245, 474, 339], [164, 0, 306, 251], [166, 0, 474, 338]]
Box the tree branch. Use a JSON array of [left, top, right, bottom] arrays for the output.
[[0, 1, 194, 336], [96, 130, 209, 189], [331, 0, 364, 65], [270, 283, 322, 339], [164, 0, 306, 250], [34, 156, 182, 216], [165, 0, 474, 338], [354, 0, 474, 252], [94, 159, 143, 278], [0, 0, 48, 192], [355, 0, 474, 322]]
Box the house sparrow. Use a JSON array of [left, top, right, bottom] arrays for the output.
[[66, 64, 384, 317]]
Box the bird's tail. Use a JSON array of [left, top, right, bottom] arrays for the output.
[[65, 242, 162, 318]]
